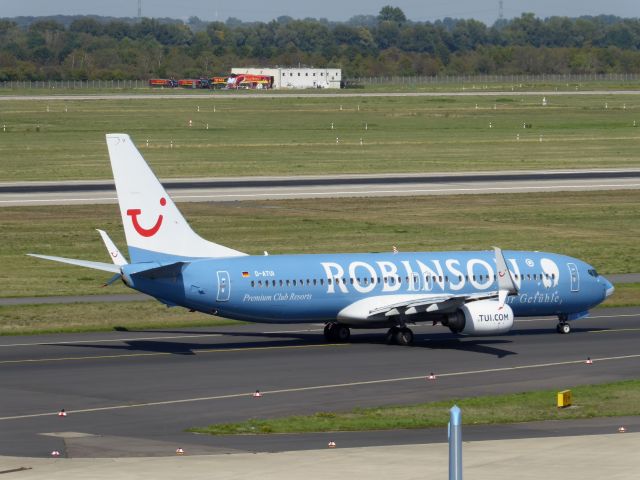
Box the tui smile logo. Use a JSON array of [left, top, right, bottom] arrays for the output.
[[127, 197, 166, 237]]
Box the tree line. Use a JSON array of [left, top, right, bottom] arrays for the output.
[[1, 7, 640, 81]]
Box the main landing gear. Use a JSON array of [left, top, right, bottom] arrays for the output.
[[556, 314, 571, 334], [324, 322, 350, 342], [386, 326, 414, 346], [323, 323, 415, 345]]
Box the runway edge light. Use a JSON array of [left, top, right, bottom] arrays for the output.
[[557, 390, 572, 408]]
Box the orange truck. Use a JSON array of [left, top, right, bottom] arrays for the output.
[[148, 78, 178, 87], [226, 74, 274, 89]]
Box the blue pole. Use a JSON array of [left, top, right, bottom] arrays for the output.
[[449, 405, 462, 480]]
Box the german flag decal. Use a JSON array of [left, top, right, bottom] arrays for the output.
[[242, 271, 250, 278]]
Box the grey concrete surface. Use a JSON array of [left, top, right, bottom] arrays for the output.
[[2, 169, 640, 206], [1, 432, 638, 479]]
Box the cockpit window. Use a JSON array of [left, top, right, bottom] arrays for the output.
[[587, 269, 599, 277]]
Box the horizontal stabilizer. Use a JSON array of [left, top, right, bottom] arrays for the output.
[[131, 262, 189, 280], [27, 254, 121, 273]]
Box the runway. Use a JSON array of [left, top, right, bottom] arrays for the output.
[[2, 89, 640, 102], [2, 168, 640, 206], [1, 306, 638, 458]]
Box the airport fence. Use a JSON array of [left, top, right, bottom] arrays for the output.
[[0, 73, 639, 90], [0, 80, 148, 90], [349, 72, 640, 86]]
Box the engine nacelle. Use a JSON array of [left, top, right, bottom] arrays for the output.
[[445, 300, 514, 336]]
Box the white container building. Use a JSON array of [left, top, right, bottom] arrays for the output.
[[230, 67, 341, 89]]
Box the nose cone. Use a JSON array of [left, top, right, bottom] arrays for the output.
[[601, 276, 615, 298]]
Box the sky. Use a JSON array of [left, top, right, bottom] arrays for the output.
[[2, 0, 637, 24]]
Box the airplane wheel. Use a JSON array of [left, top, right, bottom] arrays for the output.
[[395, 328, 414, 346], [333, 324, 350, 342], [557, 322, 571, 334], [386, 326, 400, 344]]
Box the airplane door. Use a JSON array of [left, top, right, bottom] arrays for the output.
[[567, 263, 580, 292], [216, 271, 230, 302]]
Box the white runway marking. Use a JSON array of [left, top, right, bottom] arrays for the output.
[[1, 353, 638, 422], [0, 329, 323, 348], [0, 333, 222, 348]]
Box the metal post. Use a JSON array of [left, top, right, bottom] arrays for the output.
[[449, 405, 462, 480]]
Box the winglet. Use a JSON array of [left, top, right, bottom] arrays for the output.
[[97, 229, 128, 266], [493, 247, 518, 309]]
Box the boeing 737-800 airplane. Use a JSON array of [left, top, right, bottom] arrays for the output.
[[30, 134, 615, 345]]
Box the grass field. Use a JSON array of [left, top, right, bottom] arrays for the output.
[[0, 92, 639, 181], [189, 379, 640, 435]]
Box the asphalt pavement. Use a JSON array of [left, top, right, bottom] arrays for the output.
[[2, 168, 640, 206], [0, 307, 638, 458]]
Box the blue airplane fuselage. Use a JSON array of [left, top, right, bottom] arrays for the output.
[[122, 250, 611, 325]]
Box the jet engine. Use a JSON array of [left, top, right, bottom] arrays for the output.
[[444, 300, 514, 336]]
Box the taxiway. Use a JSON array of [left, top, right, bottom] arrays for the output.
[[0, 307, 638, 458]]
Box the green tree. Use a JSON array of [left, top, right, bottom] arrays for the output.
[[378, 6, 407, 24]]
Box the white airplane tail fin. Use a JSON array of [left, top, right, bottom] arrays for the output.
[[105, 134, 246, 263]]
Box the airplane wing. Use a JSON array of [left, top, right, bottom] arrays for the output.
[[339, 247, 518, 321], [365, 290, 500, 317]]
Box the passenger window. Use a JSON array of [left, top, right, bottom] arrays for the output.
[[251, 281, 255, 287]]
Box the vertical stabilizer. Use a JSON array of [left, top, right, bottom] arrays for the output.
[[105, 134, 246, 263]]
